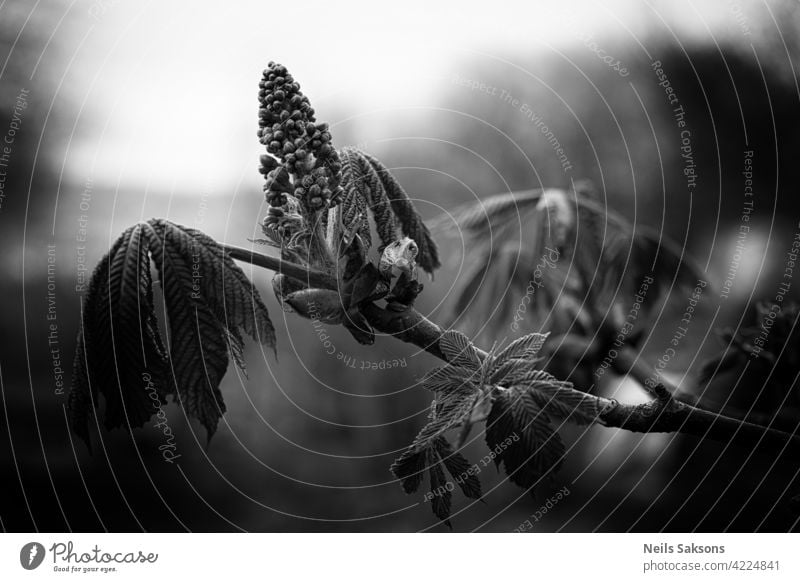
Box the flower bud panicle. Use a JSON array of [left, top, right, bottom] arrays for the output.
[[258, 62, 343, 212]]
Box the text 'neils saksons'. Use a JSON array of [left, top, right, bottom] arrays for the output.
[[644, 543, 725, 554]]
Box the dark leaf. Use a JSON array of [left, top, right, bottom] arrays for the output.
[[362, 151, 440, 275], [485, 388, 565, 491], [69, 219, 276, 445], [433, 437, 482, 500], [390, 447, 428, 494], [342, 310, 375, 345], [428, 449, 453, 528], [485, 391, 514, 469], [347, 263, 386, 307], [285, 288, 344, 324], [336, 147, 440, 275], [69, 224, 169, 440]]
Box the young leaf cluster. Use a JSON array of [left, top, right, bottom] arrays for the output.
[[390, 330, 602, 526]]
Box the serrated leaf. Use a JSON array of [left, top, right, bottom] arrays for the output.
[[495, 332, 549, 363], [389, 447, 428, 494], [428, 449, 452, 528], [485, 391, 514, 469], [151, 219, 277, 350], [485, 388, 565, 492], [362, 151, 440, 275], [337, 147, 440, 275], [68, 329, 93, 449], [412, 388, 479, 453], [433, 437, 482, 500], [499, 367, 556, 387], [439, 329, 482, 371], [353, 152, 399, 252], [338, 148, 373, 250], [421, 365, 474, 395], [390, 384, 479, 508], [68, 224, 170, 440], [147, 228, 229, 437], [524, 382, 601, 425], [69, 219, 276, 446], [489, 358, 539, 386]]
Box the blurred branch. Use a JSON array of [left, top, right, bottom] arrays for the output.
[[607, 343, 700, 406], [228, 245, 800, 461], [611, 346, 800, 435]]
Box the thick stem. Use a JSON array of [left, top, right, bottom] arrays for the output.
[[360, 303, 446, 360], [611, 344, 800, 436], [365, 306, 800, 460], [227, 246, 800, 460], [602, 395, 800, 458]]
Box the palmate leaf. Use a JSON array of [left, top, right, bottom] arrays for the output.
[[390, 347, 484, 526], [336, 147, 440, 275], [69, 219, 276, 448], [483, 334, 597, 486], [392, 331, 602, 524]]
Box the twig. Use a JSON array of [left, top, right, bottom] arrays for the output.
[[228, 245, 800, 461]]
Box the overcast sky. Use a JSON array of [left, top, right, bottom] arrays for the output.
[[16, 0, 777, 193]]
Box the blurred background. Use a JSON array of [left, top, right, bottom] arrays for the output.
[[1, 0, 799, 532]]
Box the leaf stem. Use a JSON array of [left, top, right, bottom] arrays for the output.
[[221, 244, 337, 290]]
